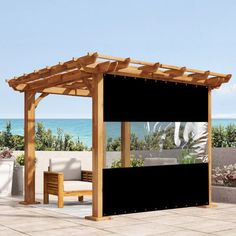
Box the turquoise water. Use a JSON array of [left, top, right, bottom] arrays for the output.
[[0, 119, 235, 147]]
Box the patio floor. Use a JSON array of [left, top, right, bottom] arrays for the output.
[[1, 196, 236, 236]]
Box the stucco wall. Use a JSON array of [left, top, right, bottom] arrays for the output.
[[12, 148, 236, 194]]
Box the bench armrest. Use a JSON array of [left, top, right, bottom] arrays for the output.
[[81, 170, 92, 182], [44, 171, 64, 195]]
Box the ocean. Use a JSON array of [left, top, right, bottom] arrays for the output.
[[0, 119, 235, 147]]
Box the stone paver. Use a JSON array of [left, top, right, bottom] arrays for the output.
[[1, 196, 236, 236], [0, 229, 27, 236]]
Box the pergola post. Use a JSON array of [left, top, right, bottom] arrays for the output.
[[103, 123, 107, 168], [86, 74, 110, 221], [121, 122, 131, 167], [208, 88, 213, 206], [21, 91, 37, 204]]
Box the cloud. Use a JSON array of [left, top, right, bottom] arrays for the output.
[[215, 83, 236, 94]]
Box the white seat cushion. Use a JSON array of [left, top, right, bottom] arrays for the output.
[[49, 157, 81, 180], [64, 181, 92, 192]]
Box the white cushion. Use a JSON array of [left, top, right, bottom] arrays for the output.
[[144, 157, 177, 166], [49, 157, 81, 180], [64, 181, 92, 192]]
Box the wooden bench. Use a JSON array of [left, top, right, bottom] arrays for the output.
[[43, 158, 92, 208]]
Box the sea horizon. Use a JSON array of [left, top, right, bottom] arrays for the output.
[[1, 118, 236, 147]]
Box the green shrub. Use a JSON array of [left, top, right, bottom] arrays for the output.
[[0, 121, 88, 151], [225, 124, 236, 147], [177, 149, 196, 164], [111, 159, 121, 168], [130, 158, 144, 167], [212, 125, 227, 147], [2, 121, 236, 151], [111, 157, 144, 168], [16, 154, 25, 166]]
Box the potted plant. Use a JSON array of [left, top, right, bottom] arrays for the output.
[[0, 147, 15, 196], [212, 164, 236, 203], [12, 154, 25, 195]]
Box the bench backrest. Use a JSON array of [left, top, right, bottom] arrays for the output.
[[49, 157, 81, 180]]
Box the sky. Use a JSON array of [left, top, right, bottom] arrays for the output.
[[0, 0, 236, 119]]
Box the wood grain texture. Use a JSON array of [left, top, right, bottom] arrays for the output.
[[92, 73, 104, 218], [7, 53, 231, 92], [24, 91, 36, 204], [43, 171, 92, 208], [121, 122, 131, 167], [208, 88, 212, 205]]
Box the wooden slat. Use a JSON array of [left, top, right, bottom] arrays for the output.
[[107, 61, 118, 72], [116, 58, 130, 70], [96, 61, 111, 73], [224, 74, 232, 82], [47, 190, 58, 195], [205, 77, 225, 88], [188, 71, 210, 80], [96, 53, 155, 66], [64, 190, 92, 196], [7, 53, 231, 91], [164, 67, 186, 77], [97, 53, 230, 78], [138, 63, 160, 73], [78, 52, 98, 66], [81, 170, 93, 182], [25, 70, 91, 91], [8, 52, 97, 86]]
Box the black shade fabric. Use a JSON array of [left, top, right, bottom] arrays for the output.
[[103, 163, 209, 216], [104, 74, 208, 122]]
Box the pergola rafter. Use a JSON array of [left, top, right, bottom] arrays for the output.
[[8, 52, 231, 97]]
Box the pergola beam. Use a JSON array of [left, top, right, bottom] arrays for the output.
[[107, 67, 212, 86], [38, 87, 91, 97], [25, 70, 91, 91]]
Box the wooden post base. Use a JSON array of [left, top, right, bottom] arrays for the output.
[[85, 215, 112, 221], [19, 201, 41, 205], [199, 203, 217, 208]]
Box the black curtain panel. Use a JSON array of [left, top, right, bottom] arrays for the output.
[[103, 74, 208, 122], [103, 163, 209, 216]]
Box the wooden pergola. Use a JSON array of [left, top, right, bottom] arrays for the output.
[[7, 52, 231, 220]]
